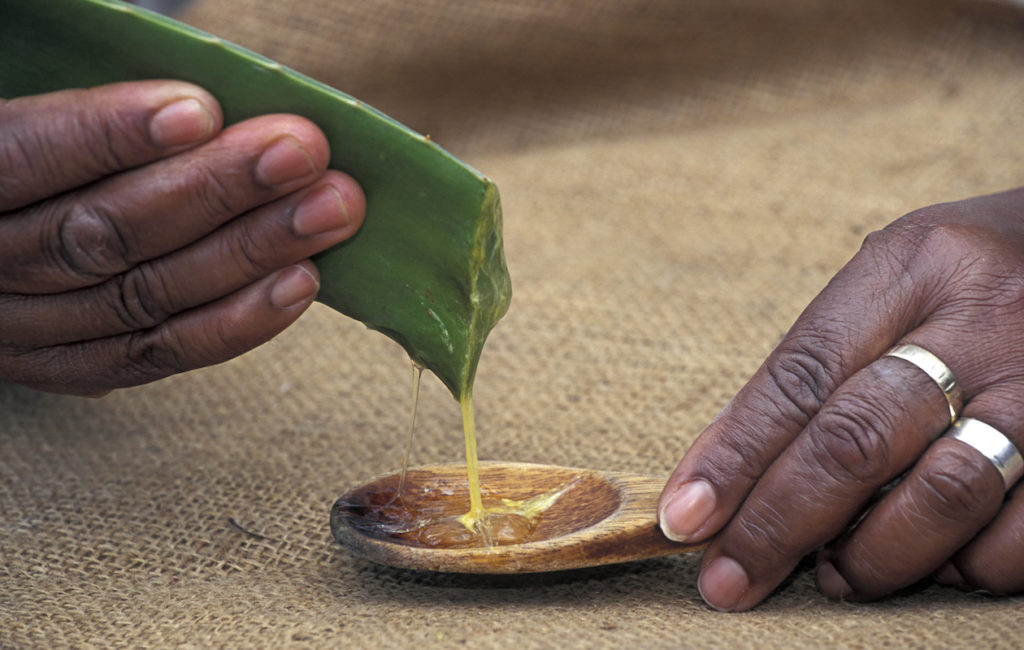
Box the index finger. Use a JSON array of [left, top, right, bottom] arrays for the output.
[[658, 224, 928, 545], [0, 80, 222, 212]]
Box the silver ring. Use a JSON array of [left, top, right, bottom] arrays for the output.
[[946, 417, 1024, 491], [884, 344, 963, 424]]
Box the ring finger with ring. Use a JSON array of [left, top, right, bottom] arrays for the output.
[[816, 359, 1024, 600], [695, 337, 975, 611]]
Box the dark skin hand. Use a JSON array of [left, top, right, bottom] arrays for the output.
[[0, 80, 365, 395], [9, 80, 1021, 609], [659, 186, 1024, 610]]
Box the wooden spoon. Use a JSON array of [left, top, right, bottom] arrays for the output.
[[330, 461, 706, 573]]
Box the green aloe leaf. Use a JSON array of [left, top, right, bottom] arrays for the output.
[[0, 0, 512, 400]]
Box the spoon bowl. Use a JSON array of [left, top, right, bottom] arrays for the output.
[[331, 462, 706, 573]]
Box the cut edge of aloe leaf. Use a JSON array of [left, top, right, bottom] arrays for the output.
[[0, 0, 512, 400]]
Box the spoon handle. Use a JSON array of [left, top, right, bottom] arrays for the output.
[[578, 471, 708, 566]]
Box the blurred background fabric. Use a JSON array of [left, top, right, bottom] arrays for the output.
[[5, 0, 1024, 646]]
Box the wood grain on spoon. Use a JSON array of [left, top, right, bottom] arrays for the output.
[[331, 462, 707, 573]]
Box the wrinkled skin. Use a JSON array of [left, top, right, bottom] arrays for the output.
[[660, 186, 1024, 610], [0, 80, 365, 395], [6, 80, 1023, 610]]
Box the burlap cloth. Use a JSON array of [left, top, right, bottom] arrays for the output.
[[4, 0, 1024, 646]]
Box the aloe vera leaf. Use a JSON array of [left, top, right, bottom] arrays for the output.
[[0, 0, 511, 400]]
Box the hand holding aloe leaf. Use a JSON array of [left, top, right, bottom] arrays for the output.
[[0, 0, 511, 399]]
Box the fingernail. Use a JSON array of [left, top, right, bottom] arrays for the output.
[[817, 561, 854, 600], [933, 562, 965, 587], [659, 480, 716, 542], [293, 186, 350, 236], [150, 98, 215, 148], [698, 556, 749, 612], [270, 265, 319, 310], [256, 136, 317, 187]]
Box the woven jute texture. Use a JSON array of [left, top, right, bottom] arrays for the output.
[[5, 0, 1024, 647]]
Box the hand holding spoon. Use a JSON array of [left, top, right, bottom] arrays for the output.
[[331, 462, 706, 573]]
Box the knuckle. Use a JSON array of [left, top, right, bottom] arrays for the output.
[[859, 226, 905, 259], [702, 423, 773, 485], [105, 266, 175, 331], [223, 224, 278, 279], [52, 201, 131, 282], [94, 104, 141, 171], [732, 499, 798, 563], [766, 339, 843, 424], [895, 203, 963, 233], [871, 215, 970, 267], [124, 329, 187, 383], [67, 88, 147, 173], [877, 212, 1024, 340], [913, 449, 994, 522], [122, 313, 249, 386], [205, 304, 254, 360], [911, 222, 986, 277], [0, 115, 49, 206], [188, 163, 246, 228], [857, 227, 915, 286], [810, 396, 893, 485], [886, 218, 1000, 288]]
